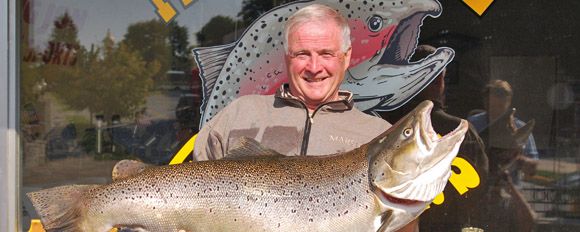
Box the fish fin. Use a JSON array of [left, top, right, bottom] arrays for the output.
[[192, 43, 236, 100], [112, 159, 152, 181], [226, 137, 284, 159], [26, 185, 98, 232]]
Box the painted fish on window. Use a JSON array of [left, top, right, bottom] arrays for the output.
[[193, 0, 453, 127]]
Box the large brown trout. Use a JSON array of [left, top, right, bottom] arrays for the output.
[[27, 100, 468, 232]]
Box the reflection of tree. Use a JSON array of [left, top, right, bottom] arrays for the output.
[[196, 16, 237, 47], [196, 0, 293, 47], [168, 21, 193, 72], [41, 13, 159, 120], [123, 20, 192, 80], [49, 11, 80, 47], [53, 42, 158, 120], [238, 0, 292, 26]]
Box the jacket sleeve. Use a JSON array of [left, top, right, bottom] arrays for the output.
[[193, 104, 235, 161]]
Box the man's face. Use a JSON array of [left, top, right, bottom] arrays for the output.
[[487, 94, 511, 120], [285, 20, 351, 110]]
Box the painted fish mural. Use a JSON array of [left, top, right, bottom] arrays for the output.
[[193, 0, 454, 127], [27, 101, 468, 232]]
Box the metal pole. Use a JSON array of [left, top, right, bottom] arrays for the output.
[[96, 115, 104, 154]]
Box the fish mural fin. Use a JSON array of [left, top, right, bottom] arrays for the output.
[[226, 137, 285, 159], [192, 43, 236, 102], [26, 185, 98, 232], [111, 160, 152, 181]]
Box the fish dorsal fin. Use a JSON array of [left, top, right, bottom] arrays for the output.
[[226, 137, 285, 159], [192, 43, 236, 101], [26, 185, 98, 231], [111, 160, 152, 181]]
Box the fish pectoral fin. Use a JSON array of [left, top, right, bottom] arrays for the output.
[[192, 43, 236, 99], [115, 225, 150, 232], [112, 160, 152, 181], [226, 136, 285, 159]]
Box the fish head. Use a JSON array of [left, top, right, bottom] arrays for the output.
[[340, 0, 442, 67], [366, 100, 468, 201], [338, 0, 455, 112]]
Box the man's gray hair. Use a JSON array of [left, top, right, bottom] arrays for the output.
[[283, 4, 351, 54]]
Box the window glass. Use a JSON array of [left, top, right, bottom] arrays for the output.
[[19, 0, 579, 231]]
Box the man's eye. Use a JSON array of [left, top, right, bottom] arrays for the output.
[[322, 53, 334, 58], [292, 53, 307, 59]]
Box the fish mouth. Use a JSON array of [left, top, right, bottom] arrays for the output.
[[418, 101, 437, 151], [418, 100, 468, 152], [378, 3, 442, 65], [342, 1, 452, 112]]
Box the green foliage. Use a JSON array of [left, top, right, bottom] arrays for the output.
[[122, 19, 192, 80], [49, 11, 80, 48], [238, 0, 292, 27], [48, 37, 158, 120], [196, 16, 237, 47], [168, 21, 193, 72]]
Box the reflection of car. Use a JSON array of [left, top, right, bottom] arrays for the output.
[[110, 119, 184, 165], [45, 123, 81, 160], [175, 93, 201, 130]]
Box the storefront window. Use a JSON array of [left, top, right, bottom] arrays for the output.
[[17, 0, 579, 231]]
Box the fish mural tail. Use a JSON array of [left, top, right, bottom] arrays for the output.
[[27, 185, 98, 232], [193, 42, 238, 119]]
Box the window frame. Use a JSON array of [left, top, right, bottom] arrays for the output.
[[1, 0, 21, 231]]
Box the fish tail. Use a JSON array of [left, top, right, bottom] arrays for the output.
[[26, 185, 99, 232]]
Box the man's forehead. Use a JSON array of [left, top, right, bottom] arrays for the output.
[[288, 23, 341, 49]]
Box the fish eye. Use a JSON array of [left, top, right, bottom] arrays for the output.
[[368, 15, 383, 32], [403, 128, 413, 137]]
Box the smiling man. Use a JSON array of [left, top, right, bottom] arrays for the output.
[[192, 5, 430, 231], [193, 4, 391, 160]]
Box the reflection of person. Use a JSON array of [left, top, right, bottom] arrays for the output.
[[468, 79, 538, 159], [379, 45, 489, 231], [467, 80, 538, 185], [193, 4, 390, 160]]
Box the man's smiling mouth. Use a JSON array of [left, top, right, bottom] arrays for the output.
[[303, 77, 329, 83]]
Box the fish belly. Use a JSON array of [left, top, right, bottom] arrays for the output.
[[81, 157, 383, 231]]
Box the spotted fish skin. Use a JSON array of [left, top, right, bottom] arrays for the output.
[[27, 100, 468, 232], [194, 0, 452, 127]]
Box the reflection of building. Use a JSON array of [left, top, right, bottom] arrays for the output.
[[419, 1, 580, 154]]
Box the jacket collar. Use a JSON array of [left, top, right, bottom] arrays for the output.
[[275, 84, 354, 112]]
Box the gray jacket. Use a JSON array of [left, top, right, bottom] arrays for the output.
[[193, 84, 391, 160]]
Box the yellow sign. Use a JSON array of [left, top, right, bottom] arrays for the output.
[[169, 133, 197, 164], [150, 0, 199, 23], [463, 0, 495, 16]]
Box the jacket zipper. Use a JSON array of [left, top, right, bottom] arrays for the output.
[[300, 115, 312, 156], [299, 106, 323, 156]]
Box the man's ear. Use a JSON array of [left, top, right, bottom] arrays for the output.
[[343, 47, 352, 70]]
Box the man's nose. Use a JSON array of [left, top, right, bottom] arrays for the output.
[[306, 55, 323, 73]]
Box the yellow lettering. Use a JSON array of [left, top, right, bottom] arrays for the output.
[[150, 0, 177, 23], [463, 0, 495, 16], [181, 0, 194, 7], [449, 157, 480, 195], [433, 191, 445, 205]]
